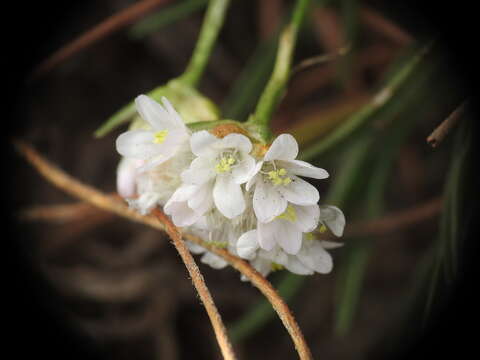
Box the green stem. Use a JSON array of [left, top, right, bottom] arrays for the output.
[[178, 0, 231, 87], [249, 0, 312, 142]]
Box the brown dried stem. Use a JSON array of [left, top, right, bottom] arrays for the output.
[[427, 101, 467, 147], [32, 0, 171, 78], [14, 140, 313, 360]]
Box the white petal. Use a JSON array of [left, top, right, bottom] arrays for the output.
[[320, 205, 346, 237], [135, 95, 183, 131], [279, 159, 329, 179], [161, 96, 187, 129], [232, 155, 256, 184], [251, 257, 272, 277], [237, 230, 260, 260], [116, 158, 137, 198], [116, 130, 156, 159], [166, 184, 197, 203], [187, 241, 206, 255], [284, 256, 314, 275], [201, 252, 228, 269], [181, 156, 216, 185], [297, 241, 333, 274], [320, 240, 344, 249], [277, 176, 319, 206], [216, 133, 252, 153], [293, 204, 320, 232], [213, 175, 245, 219], [253, 180, 288, 223], [163, 200, 201, 227], [190, 130, 219, 157], [258, 220, 302, 255], [189, 182, 214, 214], [264, 134, 298, 161], [246, 161, 263, 191]]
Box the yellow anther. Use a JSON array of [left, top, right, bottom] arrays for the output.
[[276, 205, 297, 222], [215, 156, 236, 173], [283, 177, 292, 185], [319, 224, 327, 233], [153, 130, 168, 144], [271, 262, 285, 271], [268, 170, 278, 179], [278, 168, 287, 176], [267, 168, 291, 186], [305, 233, 315, 241]]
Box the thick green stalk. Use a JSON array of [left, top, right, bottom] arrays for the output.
[[249, 0, 311, 142], [178, 0, 231, 87]]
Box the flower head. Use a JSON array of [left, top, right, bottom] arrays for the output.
[[246, 134, 329, 223], [116, 95, 189, 172]]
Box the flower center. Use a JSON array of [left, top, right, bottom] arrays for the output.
[[276, 205, 297, 223], [153, 130, 168, 144], [215, 155, 236, 173], [305, 233, 315, 241], [262, 162, 292, 186], [318, 224, 327, 233]]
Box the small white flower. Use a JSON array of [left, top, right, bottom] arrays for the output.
[[116, 95, 189, 172], [238, 203, 319, 255], [246, 134, 329, 223], [179, 130, 256, 219]]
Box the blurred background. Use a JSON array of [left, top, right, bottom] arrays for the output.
[[7, 0, 477, 359]]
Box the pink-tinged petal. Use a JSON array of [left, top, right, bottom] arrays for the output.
[[181, 156, 216, 185], [264, 134, 298, 161], [190, 130, 219, 157], [277, 176, 319, 206], [135, 95, 183, 132], [297, 241, 333, 274], [232, 155, 256, 184], [320, 205, 346, 237], [253, 180, 287, 223], [293, 204, 320, 232], [213, 175, 245, 219], [237, 230, 260, 260], [279, 159, 329, 179], [116, 158, 137, 198], [216, 133, 252, 153]]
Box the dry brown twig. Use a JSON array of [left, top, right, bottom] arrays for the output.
[[14, 140, 313, 360], [427, 101, 467, 147], [32, 0, 171, 78]]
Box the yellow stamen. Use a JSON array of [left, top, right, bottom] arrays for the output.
[[215, 156, 236, 173], [267, 168, 291, 186], [276, 205, 297, 222], [153, 130, 168, 144], [305, 233, 315, 241], [319, 224, 327, 233], [278, 168, 287, 176], [283, 177, 292, 185]]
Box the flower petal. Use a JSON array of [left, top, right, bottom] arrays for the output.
[[253, 180, 287, 223], [320, 205, 346, 237], [237, 230, 260, 260], [135, 95, 184, 131], [181, 156, 216, 185], [213, 175, 245, 219], [320, 240, 344, 249], [297, 241, 333, 274], [216, 133, 252, 153], [116, 130, 156, 159], [250, 257, 272, 277], [161, 96, 187, 129], [279, 159, 329, 179], [277, 176, 319, 206], [246, 161, 263, 191], [293, 204, 320, 232], [264, 134, 299, 161], [284, 256, 314, 275], [190, 130, 219, 157], [232, 155, 256, 184], [163, 200, 201, 227], [201, 252, 228, 269], [116, 158, 137, 198], [258, 220, 302, 255]]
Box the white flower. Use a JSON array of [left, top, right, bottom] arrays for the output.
[[178, 130, 256, 220], [116, 157, 142, 198], [246, 134, 329, 223], [116, 95, 189, 172], [238, 204, 319, 255]]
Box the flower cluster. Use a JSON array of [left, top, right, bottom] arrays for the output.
[[116, 95, 345, 277]]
